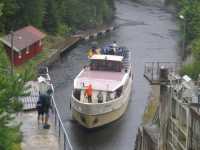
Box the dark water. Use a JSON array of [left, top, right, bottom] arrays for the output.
[[50, 0, 180, 149]]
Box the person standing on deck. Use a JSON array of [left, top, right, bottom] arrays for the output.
[[112, 41, 118, 54], [97, 91, 103, 103], [84, 84, 93, 103]]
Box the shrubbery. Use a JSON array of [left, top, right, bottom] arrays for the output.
[[0, 0, 115, 34], [0, 45, 31, 150], [174, 0, 200, 79]]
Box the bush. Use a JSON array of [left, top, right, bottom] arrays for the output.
[[180, 61, 200, 80], [0, 126, 22, 150], [58, 24, 72, 37], [174, 0, 200, 79], [191, 38, 200, 60]]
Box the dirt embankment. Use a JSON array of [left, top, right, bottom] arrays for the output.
[[143, 85, 160, 124]]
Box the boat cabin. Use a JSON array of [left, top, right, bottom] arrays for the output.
[[90, 55, 123, 72], [73, 54, 131, 104]]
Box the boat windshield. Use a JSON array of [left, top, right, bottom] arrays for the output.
[[90, 59, 122, 72]]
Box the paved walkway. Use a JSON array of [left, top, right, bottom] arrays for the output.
[[18, 112, 60, 150]]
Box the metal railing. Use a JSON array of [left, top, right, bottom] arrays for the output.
[[48, 69, 73, 150], [144, 62, 180, 82], [51, 94, 73, 150]]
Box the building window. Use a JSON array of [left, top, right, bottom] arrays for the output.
[[26, 47, 29, 54], [18, 52, 22, 59], [39, 40, 42, 46]]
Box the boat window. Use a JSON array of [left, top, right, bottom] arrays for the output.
[[73, 89, 81, 100], [90, 60, 122, 72], [106, 92, 112, 102], [116, 86, 123, 98]]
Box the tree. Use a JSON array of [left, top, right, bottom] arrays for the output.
[[58, 0, 114, 30], [183, 1, 200, 43], [0, 3, 3, 16], [178, 0, 200, 79], [43, 0, 59, 34], [0, 0, 115, 33], [0, 0, 18, 32], [0, 45, 30, 150], [191, 38, 200, 60], [15, 0, 45, 28]]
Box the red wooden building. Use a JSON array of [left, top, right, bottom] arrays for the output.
[[0, 26, 46, 66]]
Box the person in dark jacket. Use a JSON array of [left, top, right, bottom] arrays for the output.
[[42, 88, 53, 128], [36, 97, 44, 124]]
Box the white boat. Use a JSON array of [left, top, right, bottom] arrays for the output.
[[71, 46, 133, 128]]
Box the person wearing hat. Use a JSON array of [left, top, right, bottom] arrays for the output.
[[37, 76, 52, 128]]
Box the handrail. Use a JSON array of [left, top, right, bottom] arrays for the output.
[[47, 77, 73, 150], [51, 95, 74, 150], [47, 67, 73, 150]]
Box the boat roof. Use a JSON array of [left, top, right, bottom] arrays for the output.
[[90, 54, 123, 62], [74, 70, 128, 92]]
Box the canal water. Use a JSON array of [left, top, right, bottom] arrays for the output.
[[50, 0, 180, 149]]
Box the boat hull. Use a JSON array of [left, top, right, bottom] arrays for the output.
[[72, 99, 129, 128], [72, 77, 132, 128]]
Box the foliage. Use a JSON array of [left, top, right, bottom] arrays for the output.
[[172, 0, 200, 79], [180, 1, 200, 44], [43, 0, 59, 34], [17, 0, 45, 28], [58, 24, 72, 37], [180, 38, 200, 79], [191, 38, 200, 60], [0, 3, 3, 16], [180, 61, 200, 80], [0, 0, 114, 34], [0, 0, 18, 32], [0, 45, 30, 150], [0, 126, 22, 150]]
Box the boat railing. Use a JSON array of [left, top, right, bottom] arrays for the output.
[[71, 80, 132, 115], [71, 94, 124, 115], [122, 48, 131, 69], [72, 88, 123, 102]]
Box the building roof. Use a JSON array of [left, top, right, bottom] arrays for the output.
[[0, 26, 46, 52], [90, 54, 123, 62]]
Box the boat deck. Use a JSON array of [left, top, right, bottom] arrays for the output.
[[75, 70, 126, 92]]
